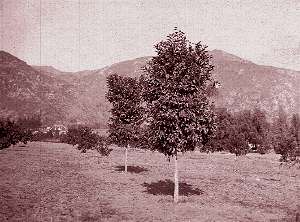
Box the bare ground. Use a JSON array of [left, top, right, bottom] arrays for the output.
[[0, 142, 299, 221]]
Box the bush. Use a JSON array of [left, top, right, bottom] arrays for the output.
[[62, 126, 112, 156], [0, 118, 32, 150]]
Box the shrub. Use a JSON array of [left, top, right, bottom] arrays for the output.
[[0, 118, 32, 150], [62, 126, 112, 156]]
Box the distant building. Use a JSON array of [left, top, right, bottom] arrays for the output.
[[52, 124, 67, 135]]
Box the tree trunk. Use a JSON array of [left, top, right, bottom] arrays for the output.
[[174, 154, 179, 203], [125, 145, 128, 173]]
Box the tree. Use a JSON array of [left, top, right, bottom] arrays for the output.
[[202, 108, 234, 152], [250, 108, 271, 154], [63, 126, 111, 157], [17, 114, 42, 131], [0, 119, 13, 150], [203, 108, 272, 155], [288, 113, 300, 160], [142, 29, 216, 203], [106, 74, 143, 173], [272, 107, 298, 161], [227, 121, 249, 156], [0, 118, 32, 150], [290, 113, 300, 147]]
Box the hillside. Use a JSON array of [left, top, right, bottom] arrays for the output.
[[0, 50, 299, 125], [0, 51, 75, 123], [209, 50, 300, 117]]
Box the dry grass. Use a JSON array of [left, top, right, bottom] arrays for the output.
[[0, 142, 299, 221]]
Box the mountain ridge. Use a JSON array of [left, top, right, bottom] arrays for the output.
[[1, 50, 299, 126]]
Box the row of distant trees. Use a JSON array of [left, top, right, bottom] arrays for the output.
[[203, 107, 300, 160], [0, 114, 70, 146]]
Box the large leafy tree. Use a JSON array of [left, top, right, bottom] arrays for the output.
[[106, 74, 143, 173], [142, 29, 216, 203]]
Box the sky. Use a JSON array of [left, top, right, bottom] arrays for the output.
[[1, 0, 299, 72]]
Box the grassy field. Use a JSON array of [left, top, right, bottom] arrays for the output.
[[0, 142, 299, 222]]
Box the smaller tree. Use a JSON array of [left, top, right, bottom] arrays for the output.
[[288, 113, 300, 161], [272, 107, 298, 162], [227, 125, 249, 156], [63, 126, 111, 157], [106, 74, 143, 173], [202, 108, 234, 153], [17, 114, 42, 131], [248, 108, 271, 154], [0, 118, 32, 150], [0, 119, 13, 150], [290, 113, 300, 147], [206, 110, 250, 156]]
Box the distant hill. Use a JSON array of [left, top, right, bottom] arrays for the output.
[[0, 51, 75, 123], [209, 49, 300, 118], [0, 50, 299, 126]]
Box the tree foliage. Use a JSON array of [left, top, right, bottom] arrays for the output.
[[17, 114, 42, 131], [249, 108, 271, 154], [203, 108, 271, 155], [0, 118, 32, 150], [290, 113, 300, 148], [271, 108, 299, 161], [106, 74, 144, 147], [201, 108, 233, 152], [142, 29, 217, 157], [63, 126, 111, 156]]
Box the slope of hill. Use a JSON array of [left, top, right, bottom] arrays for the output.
[[1, 50, 299, 126], [0, 51, 76, 124], [69, 51, 299, 122], [209, 50, 300, 118]]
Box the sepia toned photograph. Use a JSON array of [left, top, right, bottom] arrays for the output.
[[0, 0, 299, 221]]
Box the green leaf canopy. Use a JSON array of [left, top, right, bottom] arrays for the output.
[[142, 29, 217, 157]]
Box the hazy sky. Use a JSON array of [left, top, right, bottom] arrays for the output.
[[1, 0, 299, 71]]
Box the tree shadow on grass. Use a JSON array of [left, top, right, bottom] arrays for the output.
[[142, 179, 203, 196], [114, 165, 148, 174]]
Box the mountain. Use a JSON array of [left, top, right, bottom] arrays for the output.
[[0, 51, 79, 123], [0, 50, 299, 126], [209, 50, 300, 118]]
